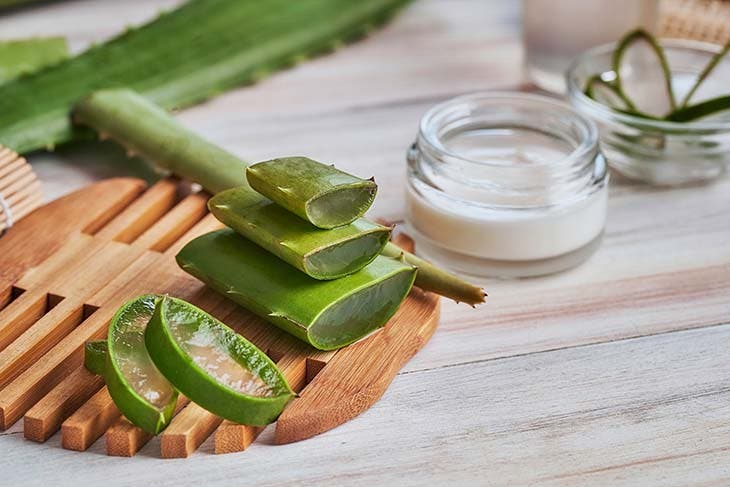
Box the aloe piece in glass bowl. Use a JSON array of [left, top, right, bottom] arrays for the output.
[[567, 39, 730, 186]]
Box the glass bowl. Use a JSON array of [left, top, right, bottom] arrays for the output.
[[566, 39, 730, 186]]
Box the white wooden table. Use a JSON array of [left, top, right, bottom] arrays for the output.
[[2, 1, 730, 486]]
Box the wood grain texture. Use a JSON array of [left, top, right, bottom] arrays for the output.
[[0, 0, 729, 485]]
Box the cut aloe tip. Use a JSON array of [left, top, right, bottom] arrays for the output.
[[209, 187, 391, 280], [106, 294, 178, 435], [145, 296, 293, 426], [246, 157, 377, 229], [176, 229, 417, 350]]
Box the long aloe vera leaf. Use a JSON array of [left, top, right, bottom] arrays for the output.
[[74, 89, 486, 305], [0, 0, 410, 153], [0, 37, 67, 84], [145, 296, 294, 425], [209, 187, 391, 280], [247, 157, 377, 229], [106, 294, 179, 434], [177, 229, 417, 350]]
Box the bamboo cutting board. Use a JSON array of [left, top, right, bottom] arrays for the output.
[[0, 177, 440, 458]]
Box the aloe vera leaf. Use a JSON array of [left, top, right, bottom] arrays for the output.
[[0, 37, 67, 84], [584, 75, 635, 111], [612, 29, 676, 117], [209, 187, 390, 280], [0, 0, 411, 154], [106, 294, 179, 435], [75, 89, 486, 305], [679, 42, 730, 108], [84, 340, 108, 376], [666, 95, 730, 122], [75, 89, 245, 193], [145, 296, 294, 426], [177, 229, 417, 350], [0, 0, 46, 10], [246, 157, 377, 229]]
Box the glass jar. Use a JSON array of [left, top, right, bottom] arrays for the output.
[[406, 92, 609, 279]]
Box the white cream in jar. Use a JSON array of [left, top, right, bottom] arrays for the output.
[[406, 92, 609, 278]]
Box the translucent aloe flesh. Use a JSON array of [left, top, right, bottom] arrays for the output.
[[209, 187, 390, 280], [176, 229, 417, 350], [0, 37, 67, 85], [145, 296, 293, 425], [75, 89, 486, 305], [0, 0, 410, 153], [247, 157, 377, 229], [106, 295, 179, 435]]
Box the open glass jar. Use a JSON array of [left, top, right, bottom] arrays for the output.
[[406, 92, 608, 278]]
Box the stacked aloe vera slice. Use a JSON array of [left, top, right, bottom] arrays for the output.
[[186, 156, 417, 351]]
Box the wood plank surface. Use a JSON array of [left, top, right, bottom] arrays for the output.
[[1, 0, 729, 486]]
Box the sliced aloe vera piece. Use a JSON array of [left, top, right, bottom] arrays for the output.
[[209, 187, 390, 280], [0, 37, 67, 84], [613, 29, 676, 117], [679, 42, 730, 108], [84, 340, 108, 376], [177, 229, 417, 350], [145, 296, 293, 426], [106, 294, 178, 435], [246, 157, 377, 229], [584, 75, 635, 111]]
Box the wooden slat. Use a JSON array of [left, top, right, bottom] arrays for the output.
[[24, 367, 104, 442], [106, 397, 189, 457], [0, 241, 146, 388], [61, 387, 119, 451], [133, 192, 208, 252], [94, 179, 178, 243], [0, 253, 160, 430]]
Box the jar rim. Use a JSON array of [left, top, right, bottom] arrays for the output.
[[418, 91, 600, 170]]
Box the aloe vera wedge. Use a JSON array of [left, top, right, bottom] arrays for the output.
[[75, 89, 485, 305], [0, 0, 410, 154], [246, 157, 377, 229], [177, 229, 417, 350], [0, 37, 67, 84], [209, 187, 390, 279], [106, 294, 179, 435], [84, 340, 108, 376], [145, 296, 293, 426], [613, 29, 676, 117]]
